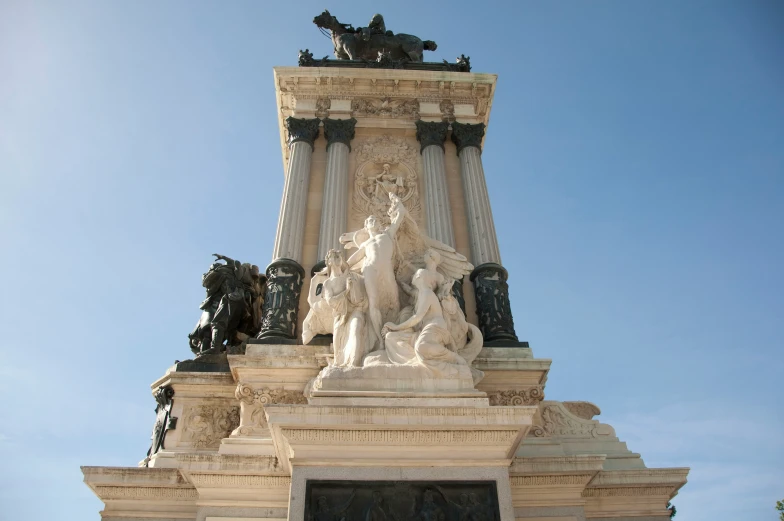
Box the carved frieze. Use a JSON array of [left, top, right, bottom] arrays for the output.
[[487, 387, 544, 406], [352, 97, 419, 119], [188, 474, 291, 487], [315, 97, 331, 118], [510, 475, 593, 486], [582, 486, 676, 497], [93, 486, 197, 501], [181, 403, 240, 449], [352, 135, 421, 225], [233, 383, 307, 436]]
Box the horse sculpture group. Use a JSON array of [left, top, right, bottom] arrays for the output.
[[313, 10, 437, 63]]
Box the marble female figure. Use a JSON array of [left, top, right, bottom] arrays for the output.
[[321, 249, 369, 367]]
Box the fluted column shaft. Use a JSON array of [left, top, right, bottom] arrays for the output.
[[451, 123, 501, 265], [416, 120, 455, 247], [452, 121, 522, 346], [318, 118, 357, 262], [259, 117, 319, 343]]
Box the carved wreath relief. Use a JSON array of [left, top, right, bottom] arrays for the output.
[[353, 135, 421, 226], [181, 403, 240, 448]]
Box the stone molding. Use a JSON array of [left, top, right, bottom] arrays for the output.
[[451, 121, 486, 154], [588, 468, 690, 487], [188, 474, 291, 488], [562, 401, 601, 420], [509, 475, 594, 486], [268, 405, 534, 421], [323, 117, 357, 149], [582, 486, 677, 498], [415, 120, 449, 152], [487, 387, 544, 406], [92, 486, 197, 501], [509, 456, 606, 475], [285, 117, 320, 150], [280, 428, 520, 445], [174, 453, 281, 473]]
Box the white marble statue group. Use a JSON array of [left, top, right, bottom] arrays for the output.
[[303, 193, 484, 383]]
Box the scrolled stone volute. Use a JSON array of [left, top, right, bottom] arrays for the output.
[[256, 258, 306, 342], [285, 117, 321, 150], [415, 120, 449, 152], [470, 262, 520, 343], [323, 118, 357, 150], [450, 121, 486, 154]]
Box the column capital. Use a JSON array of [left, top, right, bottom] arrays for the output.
[[323, 118, 357, 150], [415, 120, 449, 152], [285, 117, 321, 150], [450, 121, 486, 154]]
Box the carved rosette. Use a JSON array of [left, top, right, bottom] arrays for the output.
[[487, 386, 544, 406], [450, 121, 486, 154], [285, 116, 320, 150], [139, 385, 177, 467], [233, 383, 308, 437], [415, 120, 449, 152], [470, 263, 519, 343], [181, 403, 240, 449], [323, 118, 357, 150], [256, 259, 305, 342], [351, 97, 419, 119]]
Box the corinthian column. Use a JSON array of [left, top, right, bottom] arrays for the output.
[[318, 118, 357, 263], [258, 117, 319, 343], [416, 120, 454, 247], [452, 121, 522, 345]]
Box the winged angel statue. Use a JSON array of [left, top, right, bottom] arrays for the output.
[[303, 193, 484, 383]]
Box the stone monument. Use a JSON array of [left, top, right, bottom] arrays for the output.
[[82, 11, 688, 521]]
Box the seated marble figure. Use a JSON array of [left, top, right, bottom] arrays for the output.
[[302, 194, 483, 385]]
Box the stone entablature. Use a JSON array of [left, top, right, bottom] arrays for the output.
[[273, 67, 496, 172]]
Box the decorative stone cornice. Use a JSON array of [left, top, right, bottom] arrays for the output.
[[510, 474, 594, 486], [280, 428, 520, 445], [415, 120, 449, 152], [285, 116, 320, 149], [92, 486, 197, 501], [323, 118, 357, 150], [487, 387, 544, 406], [188, 474, 291, 488], [582, 486, 677, 498], [235, 383, 307, 406], [451, 121, 486, 154]]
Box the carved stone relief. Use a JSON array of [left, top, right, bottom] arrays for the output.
[[529, 402, 614, 439], [352, 135, 421, 226], [181, 403, 240, 449], [562, 401, 601, 420], [351, 97, 419, 119], [233, 383, 307, 437], [439, 99, 455, 122], [487, 387, 544, 406], [315, 97, 331, 118]]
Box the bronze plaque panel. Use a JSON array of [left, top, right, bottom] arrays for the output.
[[305, 480, 500, 521]]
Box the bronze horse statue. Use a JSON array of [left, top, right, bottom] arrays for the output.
[[313, 10, 437, 63]]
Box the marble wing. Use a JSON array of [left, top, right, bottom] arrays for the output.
[[394, 215, 474, 282]]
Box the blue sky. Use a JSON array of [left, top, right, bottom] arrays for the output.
[[1, 1, 782, 520]]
